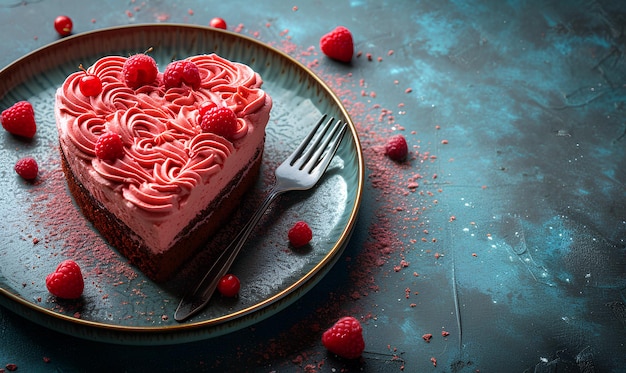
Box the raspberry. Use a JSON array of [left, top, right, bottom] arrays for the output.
[[122, 53, 158, 89], [163, 60, 201, 90], [1, 101, 37, 138], [199, 106, 238, 139], [14, 157, 38, 180], [320, 26, 354, 63], [217, 274, 240, 297], [45, 260, 84, 299], [322, 316, 365, 359], [288, 221, 312, 248], [385, 134, 408, 161], [95, 132, 124, 160]]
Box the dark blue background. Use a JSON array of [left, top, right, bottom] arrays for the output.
[[1, 0, 624, 372]]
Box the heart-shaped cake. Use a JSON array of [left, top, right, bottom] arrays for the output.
[[55, 53, 272, 282]]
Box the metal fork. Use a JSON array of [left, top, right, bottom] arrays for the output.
[[174, 114, 348, 322]]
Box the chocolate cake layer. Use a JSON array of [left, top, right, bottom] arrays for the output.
[[60, 145, 263, 282]]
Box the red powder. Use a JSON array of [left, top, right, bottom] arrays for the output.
[[306, 56, 444, 332], [27, 158, 138, 288]]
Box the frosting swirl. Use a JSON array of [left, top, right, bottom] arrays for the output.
[[57, 54, 267, 215]]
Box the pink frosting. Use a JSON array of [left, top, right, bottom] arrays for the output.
[[56, 54, 268, 216]]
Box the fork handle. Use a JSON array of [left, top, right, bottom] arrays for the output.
[[174, 187, 283, 322]]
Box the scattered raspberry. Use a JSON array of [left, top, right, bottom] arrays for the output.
[[288, 221, 313, 248], [322, 316, 365, 359], [210, 17, 227, 29], [320, 26, 354, 63], [1, 101, 37, 138], [199, 106, 238, 139], [385, 134, 408, 161], [14, 157, 39, 180], [163, 60, 201, 90], [217, 274, 240, 297], [45, 259, 84, 299], [422, 333, 433, 342], [122, 53, 158, 89], [95, 132, 124, 160]]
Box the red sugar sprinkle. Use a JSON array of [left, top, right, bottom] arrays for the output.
[[27, 159, 139, 286], [155, 13, 170, 22]]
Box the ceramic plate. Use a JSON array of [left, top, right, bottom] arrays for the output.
[[0, 24, 363, 345]]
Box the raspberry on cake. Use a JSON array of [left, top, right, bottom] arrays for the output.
[[54, 54, 272, 282]]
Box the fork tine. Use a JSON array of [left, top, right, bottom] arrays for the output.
[[300, 118, 347, 174], [292, 115, 334, 170], [285, 114, 329, 166]]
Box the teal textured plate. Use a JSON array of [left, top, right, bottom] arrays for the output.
[[0, 24, 362, 345]]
